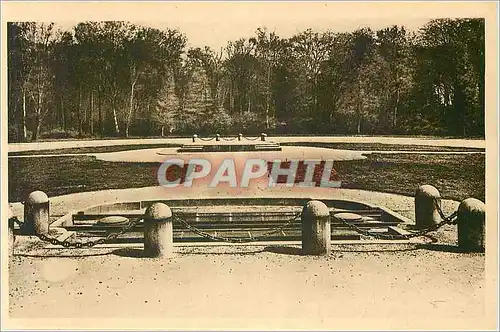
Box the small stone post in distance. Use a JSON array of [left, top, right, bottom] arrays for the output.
[[302, 200, 331, 255], [144, 203, 174, 258]]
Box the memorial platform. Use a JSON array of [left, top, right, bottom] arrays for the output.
[[176, 134, 282, 153]]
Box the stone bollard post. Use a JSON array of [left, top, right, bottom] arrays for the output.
[[457, 198, 485, 252], [302, 200, 331, 255], [144, 203, 174, 258], [216, 134, 221, 141], [192, 134, 198, 143], [8, 206, 15, 255], [260, 133, 267, 142], [238, 133, 243, 141], [415, 185, 441, 229], [23, 191, 49, 235]]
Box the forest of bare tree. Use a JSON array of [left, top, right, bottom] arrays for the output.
[[7, 18, 485, 142]]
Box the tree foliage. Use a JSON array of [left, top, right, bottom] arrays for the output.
[[7, 19, 485, 141]]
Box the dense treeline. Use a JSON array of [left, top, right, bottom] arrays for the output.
[[7, 19, 484, 142]]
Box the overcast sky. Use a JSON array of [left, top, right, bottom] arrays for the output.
[[56, 16, 432, 51], [7, 1, 485, 51], [47, 2, 440, 50]]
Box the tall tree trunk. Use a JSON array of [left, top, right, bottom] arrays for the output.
[[453, 83, 466, 136], [126, 72, 138, 138], [112, 100, 120, 136], [229, 82, 234, 114], [90, 90, 94, 135], [393, 88, 400, 131], [356, 82, 362, 135], [31, 117, 39, 141], [21, 88, 27, 141], [59, 94, 63, 128], [478, 47, 485, 136], [62, 97, 66, 131], [265, 66, 271, 129], [34, 84, 44, 140], [77, 87, 83, 136], [247, 89, 251, 113], [33, 116, 42, 141], [98, 89, 103, 134], [31, 105, 42, 142], [393, 71, 400, 131]]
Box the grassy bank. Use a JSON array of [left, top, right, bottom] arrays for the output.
[[8, 143, 182, 156], [8, 153, 485, 203], [281, 142, 485, 152], [334, 153, 485, 202]]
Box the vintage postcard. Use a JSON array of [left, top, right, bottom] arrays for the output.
[[1, 1, 498, 330]]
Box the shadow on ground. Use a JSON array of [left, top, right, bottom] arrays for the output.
[[112, 247, 148, 258], [13, 251, 113, 258], [416, 243, 484, 254], [263, 245, 303, 255]]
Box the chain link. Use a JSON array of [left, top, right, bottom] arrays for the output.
[[12, 217, 24, 228], [336, 198, 458, 240], [221, 136, 238, 141], [198, 136, 216, 141], [173, 212, 302, 243], [243, 136, 261, 141], [197, 135, 261, 141], [12, 197, 459, 246], [35, 218, 142, 248]]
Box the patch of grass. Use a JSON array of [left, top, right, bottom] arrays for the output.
[[8, 153, 485, 203], [335, 153, 485, 202], [8, 144, 182, 156], [282, 142, 485, 152], [8, 156, 160, 202]]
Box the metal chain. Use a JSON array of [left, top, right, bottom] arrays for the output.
[[13, 197, 459, 246], [198, 136, 216, 141], [243, 136, 261, 141], [36, 218, 142, 248], [12, 217, 24, 228], [337, 198, 458, 240], [221, 136, 238, 141], [173, 212, 302, 243]]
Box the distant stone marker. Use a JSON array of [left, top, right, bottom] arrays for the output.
[[96, 216, 130, 226]]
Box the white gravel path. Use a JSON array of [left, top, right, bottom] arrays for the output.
[[8, 136, 485, 153], [95, 146, 367, 163]]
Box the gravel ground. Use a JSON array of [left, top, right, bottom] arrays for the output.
[[7, 186, 493, 330], [8, 238, 487, 330]]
